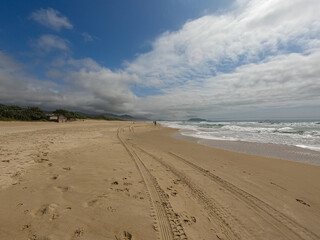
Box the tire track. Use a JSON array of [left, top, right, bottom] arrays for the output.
[[167, 151, 320, 240], [133, 145, 249, 240], [117, 127, 186, 240]]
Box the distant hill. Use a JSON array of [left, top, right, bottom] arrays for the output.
[[188, 118, 207, 122], [61, 110, 147, 121], [104, 113, 136, 120], [120, 114, 135, 120], [86, 112, 148, 121], [0, 103, 147, 122]]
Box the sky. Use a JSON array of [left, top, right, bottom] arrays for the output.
[[0, 0, 319, 120]]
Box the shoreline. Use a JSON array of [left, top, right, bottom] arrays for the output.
[[172, 130, 320, 166]]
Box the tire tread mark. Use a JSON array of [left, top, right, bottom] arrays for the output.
[[168, 151, 320, 240], [117, 127, 185, 240], [134, 145, 248, 240], [131, 148, 188, 240]]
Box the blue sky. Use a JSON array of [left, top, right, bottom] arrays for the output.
[[0, 0, 320, 120], [1, 0, 231, 68]]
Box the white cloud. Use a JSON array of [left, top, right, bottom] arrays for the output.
[[45, 69, 62, 79], [0, 52, 62, 107], [81, 32, 94, 42], [36, 34, 69, 52], [124, 0, 320, 119], [0, 52, 138, 114], [30, 8, 73, 31], [126, 0, 320, 88], [133, 52, 320, 119], [64, 60, 139, 112]]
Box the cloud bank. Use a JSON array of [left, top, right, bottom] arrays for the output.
[[1, 0, 320, 119], [127, 0, 319, 86]]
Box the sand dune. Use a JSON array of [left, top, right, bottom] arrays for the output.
[[0, 120, 319, 240]]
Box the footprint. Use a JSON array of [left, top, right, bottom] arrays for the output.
[[167, 186, 178, 197], [73, 228, 84, 237], [51, 175, 58, 180], [50, 213, 59, 221], [115, 231, 134, 240], [34, 205, 50, 216], [84, 199, 98, 207], [179, 212, 197, 225], [28, 233, 38, 240], [98, 193, 108, 199], [11, 171, 21, 178], [107, 206, 116, 212], [183, 216, 197, 225], [173, 179, 181, 185], [32, 203, 60, 220], [62, 167, 71, 171], [21, 224, 30, 231], [34, 158, 49, 163]]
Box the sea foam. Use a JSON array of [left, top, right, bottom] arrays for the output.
[[161, 120, 320, 152]]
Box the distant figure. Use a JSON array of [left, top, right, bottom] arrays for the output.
[[153, 121, 157, 126]]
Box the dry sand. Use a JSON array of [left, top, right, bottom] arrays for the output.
[[0, 120, 319, 240]]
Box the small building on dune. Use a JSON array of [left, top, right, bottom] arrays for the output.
[[58, 114, 67, 123], [46, 114, 67, 123], [46, 114, 58, 121]]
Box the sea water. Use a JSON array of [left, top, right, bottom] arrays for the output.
[[160, 120, 320, 152]]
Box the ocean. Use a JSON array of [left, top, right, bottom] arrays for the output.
[[160, 120, 320, 152]]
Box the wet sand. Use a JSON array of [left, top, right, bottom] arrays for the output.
[[173, 132, 320, 166], [0, 121, 319, 240]]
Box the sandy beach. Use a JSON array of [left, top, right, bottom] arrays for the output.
[[0, 120, 319, 240]]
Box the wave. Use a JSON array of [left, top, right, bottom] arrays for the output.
[[180, 131, 239, 141], [198, 123, 225, 128], [274, 127, 304, 135], [221, 125, 276, 133], [160, 120, 320, 152], [296, 145, 320, 152]]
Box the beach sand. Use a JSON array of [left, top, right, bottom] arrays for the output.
[[0, 120, 319, 240]]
